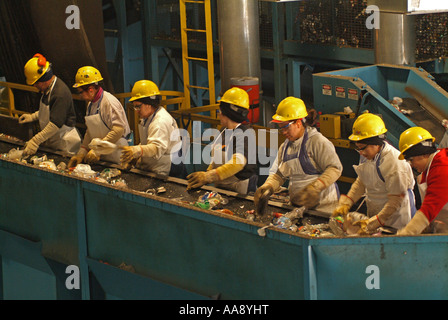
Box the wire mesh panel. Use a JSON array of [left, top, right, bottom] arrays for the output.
[[295, 0, 373, 49], [415, 12, 448, 61]]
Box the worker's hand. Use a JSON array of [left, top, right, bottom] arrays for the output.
[[291, 180, 324, 208], [332, 195, 354, 217], [353, 216, 379, 235], [397, 210, 430, 236], [22, 137, 39, 157], [254, 184, 274, 216], [120, 146, 142, 165], [68, 154, 84, 168], [186, 170, 218, 190], [85, 149, 100, 164], [19, 111, 38, 124]]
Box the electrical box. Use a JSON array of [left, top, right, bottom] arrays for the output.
[[320, 114, 341, 139]]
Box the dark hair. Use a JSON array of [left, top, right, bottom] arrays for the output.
[[358, 135, 386, 146], [403, 139, 437, 159], [220, 102, 248, 123], [137, 95, 161, 107]]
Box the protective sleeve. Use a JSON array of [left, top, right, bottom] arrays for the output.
[[419, 157, 448, 222]]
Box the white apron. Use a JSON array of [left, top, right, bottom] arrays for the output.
[[278, 129, 339, 215], [137, 109, 172, 175], [85, 93, 128, 164], [354, 146, 414, 229], [418, 150, 448, 233], [39, 77, 81, 155], [209, 125, 253, 194]]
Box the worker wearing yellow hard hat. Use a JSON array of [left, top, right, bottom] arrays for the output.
[[186, 87, 258, 194], [68, 66, 131, 167], [254, 96, 343, 216], [332, 113, 416, 234], [396, 127, 448, 235], [20, 53, 81, 157], [120, 80, 185, 177]]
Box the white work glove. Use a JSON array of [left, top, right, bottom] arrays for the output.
[[397, 210, 430, 236], [19, 111, 39, 124], [23, 122, 59, 157]]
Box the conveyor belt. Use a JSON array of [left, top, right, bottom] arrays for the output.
[[0, 137, 329, 228]]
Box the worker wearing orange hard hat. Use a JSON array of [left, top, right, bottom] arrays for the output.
[[20, 53, 81, 157]]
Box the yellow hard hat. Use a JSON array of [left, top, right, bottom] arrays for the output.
[[349, 113, 387, 141], [73, 66, 104, 88], [398, 127, 435, 160], [219, 87, 250, 110], [272, 97, 308, 123], [129, 80, 161, 102], [24, 54, 50, 85]]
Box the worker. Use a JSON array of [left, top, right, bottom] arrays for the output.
[[120, 80, 185, 177], [396, 127, 448, 235], [19, 53, 81, 157], [186, 87, 258, 194], [68, 66, 131, 167], [254, 97, 342, 215], [332, 113, 416, 233]]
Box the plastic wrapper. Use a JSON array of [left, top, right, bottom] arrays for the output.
[[100, 168, 121, 181], [6, 148, 23, 161], [72, 164, 97, 179], [30, 155, 47, 165], [88, 138, 117, 155], [38, 160, 57, 171], [195, 191, 228, 209]]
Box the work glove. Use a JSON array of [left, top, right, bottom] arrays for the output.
[[253, 173, 284, 216], [332, 194, 355, 217], [22, 121, 59, 157], [19, 111, 39, 124], [68, 147, 88, 168], [120, 146, 143, 164], [291, 179, 325, 208], [254, 184, 274, 216], [353, 216, 382, 235], [396, 210, 430, 236], [103, 125, 125, 144], [186, 170, 219, 190], [85, 149, 100, 164], [214, 153, 246, 180]]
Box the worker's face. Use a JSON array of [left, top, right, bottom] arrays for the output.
[[355, 143, 381, 160], [406, 154, 430, 173], [133, 101, 153, 119], [76, 86, 96, 102], [218, 109, 229, 128], [278, 120, 303, 141], [33, 81, 49, 93]]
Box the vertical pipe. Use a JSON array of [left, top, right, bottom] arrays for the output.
[[374, 12, 416, 66], [217, 0, 261, 95]]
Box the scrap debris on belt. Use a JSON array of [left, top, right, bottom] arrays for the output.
[[1, 143, 392, 238]]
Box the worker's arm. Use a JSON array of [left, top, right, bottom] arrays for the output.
[[23, 122, 59, 157]]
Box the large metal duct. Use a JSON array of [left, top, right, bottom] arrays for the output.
[[374, 12, 416, 65], [217, 0, 261, 95]]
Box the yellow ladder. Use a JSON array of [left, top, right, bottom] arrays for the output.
[[179, 0, 216, 114]]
